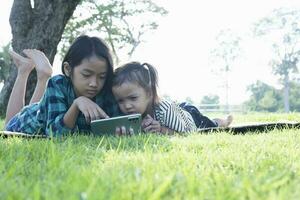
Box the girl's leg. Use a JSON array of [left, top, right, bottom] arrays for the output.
[[5, 50, 34, 125], [180, 102, 219, 128], [23, 49, 52, 104]]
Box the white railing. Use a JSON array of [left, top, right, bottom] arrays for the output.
[[197, 104, 244, 113]]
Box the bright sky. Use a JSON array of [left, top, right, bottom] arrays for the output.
[[1, 0, 300, 105]]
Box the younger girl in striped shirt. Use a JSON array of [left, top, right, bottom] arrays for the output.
[[112, 62, 233, 135]]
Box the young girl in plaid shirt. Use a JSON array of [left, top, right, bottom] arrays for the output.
[[5, 35, 120, 136]]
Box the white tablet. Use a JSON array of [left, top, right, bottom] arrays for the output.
[[91, 114, 142, 135]]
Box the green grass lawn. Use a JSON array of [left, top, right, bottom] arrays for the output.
[[1, 113, 300, 200]]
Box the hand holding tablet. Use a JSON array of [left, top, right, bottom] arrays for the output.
[[91, 114, 142, 135]]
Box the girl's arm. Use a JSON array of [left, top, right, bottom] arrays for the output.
[[37, 76, 76, 135], [63, 101, 80, 129], [63, 96, 109, 129], [38, 76, 107, 136]]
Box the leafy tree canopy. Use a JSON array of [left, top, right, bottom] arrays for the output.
[[60, 0, 168, 64], [210, 29, 242, 73], [200, 94, 220, 105], [254, 8, 300, 82]]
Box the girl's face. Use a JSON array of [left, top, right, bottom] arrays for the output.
[[112, 82, 152, 116], [68, 56, 108, 99]]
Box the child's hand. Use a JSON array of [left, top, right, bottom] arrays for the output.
[[142, 114, 161, 133], [115, 126, 134, 136], [74, 96, 109, 123]]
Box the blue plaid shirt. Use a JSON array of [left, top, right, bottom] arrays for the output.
[[10, 75, 120, 136]]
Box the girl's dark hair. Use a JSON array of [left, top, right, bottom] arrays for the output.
[[112, 62, 160, 104], [62, 35, 114, 92]]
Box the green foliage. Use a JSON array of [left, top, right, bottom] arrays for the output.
[[245, 81, 283, 112], [0, 43, 11, 84], [201, 94, 220, 105], [0, 119, 4, 130], [1, 113, 300, 199], [258, 90, 282, 112], [288, 81, 300, 111], [244, 80, 300, 112], [60, 0, 168, 64]]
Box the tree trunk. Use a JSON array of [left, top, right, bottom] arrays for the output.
[[283, 73, 290, 112], [0, 0, 81, 116]]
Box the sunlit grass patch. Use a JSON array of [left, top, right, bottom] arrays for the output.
[[0, 114, 300, 199]]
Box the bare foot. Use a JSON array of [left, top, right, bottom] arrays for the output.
[[9, 50, 34, 75], [23, 49, 52, 80], [214, 115, 233, 128]]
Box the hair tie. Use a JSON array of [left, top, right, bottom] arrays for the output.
[[141, 63, 151, 87]]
